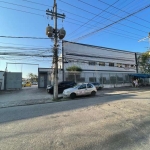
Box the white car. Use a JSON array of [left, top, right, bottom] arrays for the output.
[[63, 83, 97, 99]]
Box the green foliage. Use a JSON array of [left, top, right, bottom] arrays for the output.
[[27, 73, 38, 82], [138, 52, 150, 74], [66, 66, 82, 71]]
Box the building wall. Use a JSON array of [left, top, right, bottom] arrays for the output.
[[0, 72, 4, 90], [62, 41, 137, 73], [38, 68, 51, 88], [59, 41, 138, 88], [6, 72, 22, 90]]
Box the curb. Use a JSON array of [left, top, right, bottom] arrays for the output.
[[0, 89, 149, 109]]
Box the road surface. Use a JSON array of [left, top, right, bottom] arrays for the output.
[[0, 90, 150, 150]]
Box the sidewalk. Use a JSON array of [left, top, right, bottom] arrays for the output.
[[0, 86, 149, 108], [0, 87, 62, 108]]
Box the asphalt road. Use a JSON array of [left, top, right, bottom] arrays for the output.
[[0, 90, 150, 150]]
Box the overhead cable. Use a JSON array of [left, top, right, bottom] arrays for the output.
[[73, 3, 150, 41]]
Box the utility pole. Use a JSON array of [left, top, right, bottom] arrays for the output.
[[53, 0, 58, 99], [46, 0, 66, 100]]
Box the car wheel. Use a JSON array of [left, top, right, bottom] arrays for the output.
[[70, 93, 76, 99], [49, 91, 53, 94], [91, 91, 96, 96]]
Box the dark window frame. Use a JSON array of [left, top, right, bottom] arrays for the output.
[[89, 61, 96, 66], [109, 63, 114, 67]]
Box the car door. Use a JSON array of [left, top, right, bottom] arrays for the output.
[[76, 84, 87, 96], [86, 84, 94, 95], [58, 82, 64, 93]]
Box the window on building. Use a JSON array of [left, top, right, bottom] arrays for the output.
[[89, 77, 96, 82], [109, 63, 114, 67], [89, 61, 96, 65], [131, 65, 135, 68], [99, 62, 105, 66], [125, 64, 129, 68], [116, 63, 122, 68]]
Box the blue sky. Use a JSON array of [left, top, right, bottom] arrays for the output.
[[0, 0, 150, 77]]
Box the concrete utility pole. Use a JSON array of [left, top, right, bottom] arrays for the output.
[[53, 0, 58, 99], [46, 0, 66, 100]]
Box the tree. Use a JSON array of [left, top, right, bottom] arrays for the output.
[[66, 66, 82, 71], [27, 73, 38, 82], [138, 52, 150, 74]]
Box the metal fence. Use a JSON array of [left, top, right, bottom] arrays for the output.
[[64, 71, 150, 87], [65, 71, 131, 85]]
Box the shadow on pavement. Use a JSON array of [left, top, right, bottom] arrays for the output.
[[0, 93, 138, 124], [74, 118, 150, 150]]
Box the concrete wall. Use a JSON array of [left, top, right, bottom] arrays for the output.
[[62, 41, 136, 73], [0, 72, 4, 90], [6, 72, 22, 90]]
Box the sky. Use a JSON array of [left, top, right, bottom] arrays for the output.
[[0, 0, 150, 77]]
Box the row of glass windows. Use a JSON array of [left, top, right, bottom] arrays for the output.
[[88, 61, 135, 68]]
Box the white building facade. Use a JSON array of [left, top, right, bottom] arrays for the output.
[[59, 41, 138, 88]]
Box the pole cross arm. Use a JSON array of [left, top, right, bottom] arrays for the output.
[[46, 10, 65, 19]]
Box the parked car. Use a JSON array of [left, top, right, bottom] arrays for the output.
[[47, 81, 76, 94], [22, 81, 31, 87], [90, 82, 103, 90], [63, 83, 97, 99], [32, 82, 38, 85]]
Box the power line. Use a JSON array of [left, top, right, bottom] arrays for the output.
[[64, 17, 146, 40], [22, 0, 118, 26], [73, 3, 150, 42], [59, 0, 148, 38], [0, 52, 53, 57], [23, 0, 52, 8], [0, 35, 49, 39], [67, 0, 119, 38], [78, 0, 150, 29], [0, 1, 44, 12], [0, 41, 52, 48], [98, 0, 150, 24], [2, 0, 148, 39], [70, 22, 144, 39], [0, 46, 52, 50], [59, 0, 97, 15], [0, 5, 44, 17]]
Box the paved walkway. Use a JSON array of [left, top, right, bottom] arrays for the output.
[[0, 86, 149, 108], [0, 86, 55, 108]]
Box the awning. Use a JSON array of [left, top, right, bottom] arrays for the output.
[[128, 73, 150, 78]]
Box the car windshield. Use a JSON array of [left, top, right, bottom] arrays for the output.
[[73, 84, 82, 89]]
